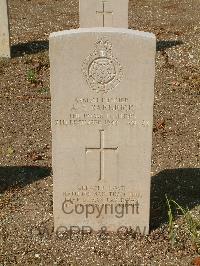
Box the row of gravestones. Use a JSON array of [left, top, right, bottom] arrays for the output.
[[51, 0, 156, 234], [0, 0, 128, 58], [2, 0, 156, 234]]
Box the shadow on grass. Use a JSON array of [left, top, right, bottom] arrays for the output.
[[1, 166, 199, 231], [156, 40, 183, 51], [0, 166, 51, 194], [150, 168, 200, 230], [10, 39, 183, 57], [11, 40, 49, 57]]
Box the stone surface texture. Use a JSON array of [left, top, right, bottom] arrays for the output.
[[50, 28, 156, 232]]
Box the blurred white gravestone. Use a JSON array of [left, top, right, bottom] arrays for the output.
[[50, 28, 156, 233], [0, 0, 10, 58], [79, 0, 129, 28]]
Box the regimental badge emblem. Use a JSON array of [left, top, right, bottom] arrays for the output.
[[82, 38, 123, 93]]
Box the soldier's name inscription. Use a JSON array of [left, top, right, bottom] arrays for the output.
[[55, 96, 150, 127]]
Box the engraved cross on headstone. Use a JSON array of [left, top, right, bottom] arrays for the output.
[[85, 130, 118, 181], [96, 1, 113, 27]]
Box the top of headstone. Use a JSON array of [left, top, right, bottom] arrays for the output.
[[79, 0, 129, 28], [50, 27, 155, 40]]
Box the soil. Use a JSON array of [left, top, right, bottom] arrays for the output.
[[0, 0, 200, 265]]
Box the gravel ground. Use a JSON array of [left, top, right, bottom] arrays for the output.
[[0, 0, 200, 265]]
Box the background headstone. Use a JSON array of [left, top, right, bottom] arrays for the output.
[[50, 28, 156, 233], [79, 0, 129, 28], [0, 0, 10, 58]]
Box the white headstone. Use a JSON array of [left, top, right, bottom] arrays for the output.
[[79, 0, 129, 28], [0, 0, 10, 58], [50, 28, 156, 234]]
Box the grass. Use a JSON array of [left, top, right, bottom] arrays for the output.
[[27, 69, 37, 84], [38, 87, 49, 94], [166, 196, 200, 253]]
